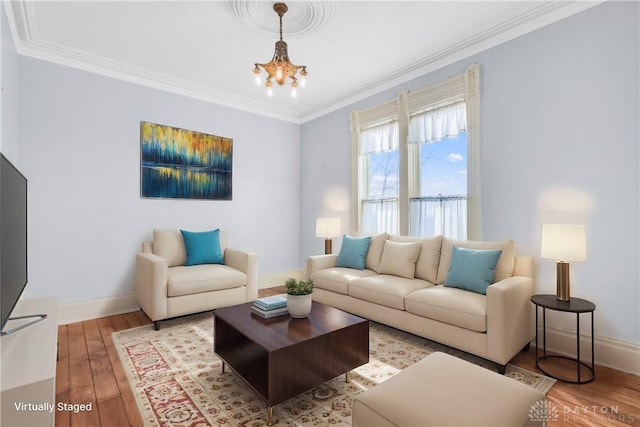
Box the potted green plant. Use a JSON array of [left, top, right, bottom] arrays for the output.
[[285, 278, 314, 318]]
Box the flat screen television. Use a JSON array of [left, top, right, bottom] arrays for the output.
[[1, 153, 29, 333]]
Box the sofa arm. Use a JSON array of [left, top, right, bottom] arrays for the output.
[[224, 248, 258, 301], [135, 253, 169, 321], [486, 275, 535, 365], [304, 254, 339, 279]]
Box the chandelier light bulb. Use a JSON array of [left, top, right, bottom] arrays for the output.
[[267, 86, 274, 97], [291, 87, 298, 98], [299, 76, 306, 87], [254, 74, 262, 86], [275, 67, 284, 82]]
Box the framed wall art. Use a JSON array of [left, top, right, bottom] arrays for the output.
[[140, 121, 232, 200]]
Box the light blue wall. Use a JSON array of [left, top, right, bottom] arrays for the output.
[[17, 57, 301, 303], [1, 4, 19, 161], [300, 1, 639, 344]]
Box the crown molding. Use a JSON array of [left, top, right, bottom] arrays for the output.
[[299, 0, 604, 122], [4, 0, 603, 125]]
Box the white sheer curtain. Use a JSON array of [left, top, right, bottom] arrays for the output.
[[360, 121, 399, 155], [409, 196, 467, 239], [408, 102, 466, 144], [361, 199, 398, 235]]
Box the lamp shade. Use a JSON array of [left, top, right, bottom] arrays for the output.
[[315, 218, 341, 238], [541, 224, 587, 262]]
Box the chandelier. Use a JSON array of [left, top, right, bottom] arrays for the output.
[[253, 3, 307, 98]]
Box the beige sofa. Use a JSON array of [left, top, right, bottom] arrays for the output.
[[306, 234, 534, 372], [135, 229, 258, 330]]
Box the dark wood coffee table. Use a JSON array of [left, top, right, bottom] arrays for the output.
[[214, 301, 369, 425]]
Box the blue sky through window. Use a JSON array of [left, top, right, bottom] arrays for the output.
[[419, 132, 467, 197]]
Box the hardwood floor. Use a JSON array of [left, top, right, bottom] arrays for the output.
[[55, 288, 640, 427]]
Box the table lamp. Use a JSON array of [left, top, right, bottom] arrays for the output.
[[541, 224, 587, 301], [316, 218, 341, 254]]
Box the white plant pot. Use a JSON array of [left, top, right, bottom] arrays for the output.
[[287, 294, 313, 318]]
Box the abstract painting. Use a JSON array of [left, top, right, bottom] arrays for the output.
[[140, 122, 232, 200]]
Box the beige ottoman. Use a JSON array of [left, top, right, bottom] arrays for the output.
[[352, 352, 544, 427]]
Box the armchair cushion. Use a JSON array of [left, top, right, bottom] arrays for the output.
[[180, 228, 223, 266], [153, 229, 187, 267], [167, 264, 245, 297]]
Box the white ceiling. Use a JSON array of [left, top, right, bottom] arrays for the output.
[[5, 1, 600, 123]]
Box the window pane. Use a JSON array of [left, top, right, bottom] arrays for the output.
[[410, 132, 467, 239], [362, 149, 398, 234], [419, 132, 467, 197], [367, 150, 399, 198]]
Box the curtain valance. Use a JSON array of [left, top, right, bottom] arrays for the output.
[[360, 121, 399, 155], [408, 102, 466, 144]]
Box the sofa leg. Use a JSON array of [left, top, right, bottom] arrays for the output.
[[154, 320, 160, 331], [497, 364, 507, 375], [522, 342, 531, 352]]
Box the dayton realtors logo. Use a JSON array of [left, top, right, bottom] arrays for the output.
[[529, 399, 638, 424], [529, 399, 560, 422]]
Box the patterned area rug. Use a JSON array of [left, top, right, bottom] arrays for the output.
[[113, 312, 555, 426]]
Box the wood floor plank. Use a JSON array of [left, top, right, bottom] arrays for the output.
[[66, 322, 101, 426], [99, 315, 145, 427], [110, 314, 130, 332], [56, 324, 70, 395], [97, 396, 134, 427], [84, 319, 120, 401]]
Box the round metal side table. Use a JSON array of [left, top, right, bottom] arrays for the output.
[[531, 294, 595, 384]]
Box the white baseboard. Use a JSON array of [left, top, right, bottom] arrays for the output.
[[258, 269, 304, 289], [58, 294, 140, 325], [58, 270, 304, 325], [532, 325, 640, 375]]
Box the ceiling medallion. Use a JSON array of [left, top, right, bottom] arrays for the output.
[[253, 3, 307, 98], [225, 0, 335, 38]]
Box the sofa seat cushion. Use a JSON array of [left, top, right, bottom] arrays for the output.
[[311, 268, 377, 295], [350, 275, 433, 310], [167, 265, 245, 297], [405, 285, 487, 332]]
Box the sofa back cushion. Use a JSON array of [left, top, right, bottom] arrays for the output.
[[390, 235, 442, 283], [437, 238, 515, 285], [378, 240, 422, 279], [365, 233, 390, 272], [152, 229, 227, 267]]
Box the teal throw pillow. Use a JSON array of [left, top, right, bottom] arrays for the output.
[[180, 229, 223, 266], [444, 246, 502, 294], [335, 235, 372, 270]]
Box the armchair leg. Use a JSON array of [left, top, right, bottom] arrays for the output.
[[497, 364, 507, 375], [154, 320, 160, 331]]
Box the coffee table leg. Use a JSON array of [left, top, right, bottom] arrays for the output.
[[345, 371, 350, 383], [221, 362, 225, 374], [267, 406, 273, 426]]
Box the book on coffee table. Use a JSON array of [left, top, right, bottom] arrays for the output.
[[250, 304, 289, 319], [253, 294, 287, 311]]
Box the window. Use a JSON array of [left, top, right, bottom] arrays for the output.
[[351, 63, 481, 239], [360, 122, 399, 234]]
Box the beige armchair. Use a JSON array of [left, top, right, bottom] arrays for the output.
[[135, 229, 258, 330]]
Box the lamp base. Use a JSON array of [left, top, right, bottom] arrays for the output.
[[324, 239, 332, 255], [556, 261, 570, 301]]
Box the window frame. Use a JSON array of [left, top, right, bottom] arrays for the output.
[[351, 63, 481, 239]]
